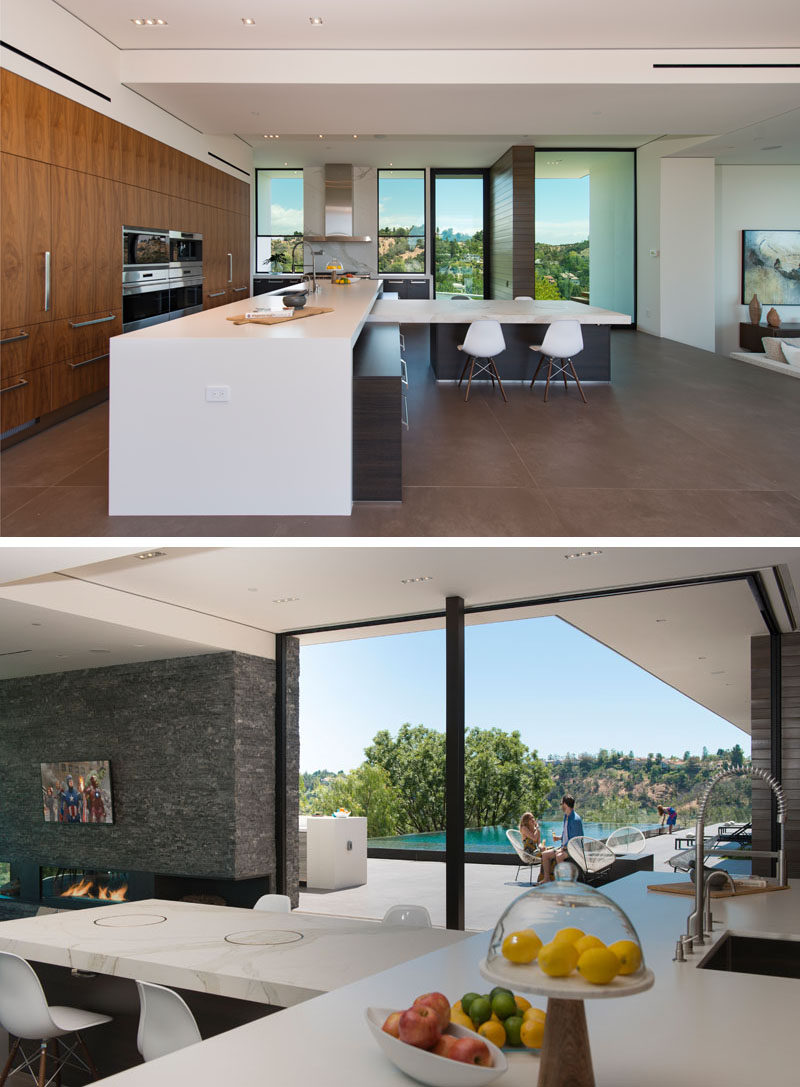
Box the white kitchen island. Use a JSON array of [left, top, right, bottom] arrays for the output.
[[109, 280, 381, 516]]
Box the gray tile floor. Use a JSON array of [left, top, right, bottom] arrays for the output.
[[3, 331, 800, 536]]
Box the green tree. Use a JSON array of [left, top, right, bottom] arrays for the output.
[[315, 764, 400, 837], [463, 727, 553, 827], [730, 744, 744, 769], [365, 724, 446, 832]]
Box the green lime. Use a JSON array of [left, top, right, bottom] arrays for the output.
[[490, 986, 514, 1001], [504, 1015, 524, 1047], [469, 996, 492, 1026], [461, 992, 480, 1016], [491, 991, 518, 1021]]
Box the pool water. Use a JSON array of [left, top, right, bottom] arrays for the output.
[[368, 823, 661, 852]]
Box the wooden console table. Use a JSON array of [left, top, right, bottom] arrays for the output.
[[739, 322, 800, 351]]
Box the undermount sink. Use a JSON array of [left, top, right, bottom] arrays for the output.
[[698, 933, 800, 979]]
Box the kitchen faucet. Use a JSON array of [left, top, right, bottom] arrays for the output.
[[291, 239, 321, 293], [677, 766, 786, 957]]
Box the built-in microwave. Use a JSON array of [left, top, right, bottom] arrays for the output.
[[123, 227, 169, 268], [169, 230, 203, 267]]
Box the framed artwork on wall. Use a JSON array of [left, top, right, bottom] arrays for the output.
[[742, 230, 800, 305], [41, 760, 114, 824]]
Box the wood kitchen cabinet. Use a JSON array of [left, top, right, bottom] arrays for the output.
[[0, 366, 52, 433], [0, 152, 52, 328], [50, 168, 120, 319], [50, 92, 120, 179], [0, 322, 54, 379], [0, 70, 50, 161]]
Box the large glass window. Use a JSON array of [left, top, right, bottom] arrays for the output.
[[377, 169, 425, 274], [255, 168, 303, 274], [534, 151, 635, 317], [431, 170, 487, 298]]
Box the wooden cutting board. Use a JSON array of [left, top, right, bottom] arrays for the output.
[[647, 881, 788, 898], [226, 306, 333, 326]]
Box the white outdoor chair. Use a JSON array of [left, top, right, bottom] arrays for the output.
[[135, 981, 201, 1063], [253, 893, 292, 913], [605, 826, 646, 856], [566, 836, 616, 885], [529, 320, 587, 403], [381, 904, 432, 928], [505, 828, 541, 884], [514, 296, 534, 301], [457, 320, 508, 403], [0, 950, 111, 1087]]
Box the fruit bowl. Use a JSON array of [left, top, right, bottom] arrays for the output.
[[365, 1007, 508, 1087]]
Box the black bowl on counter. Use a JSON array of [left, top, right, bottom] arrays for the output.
[[282, 291, 308, 309]]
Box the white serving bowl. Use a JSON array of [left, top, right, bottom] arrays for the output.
[[365, 1007, 508, 1087]]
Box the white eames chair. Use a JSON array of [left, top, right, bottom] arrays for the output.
[[457, 320, 508, 403], [253, 893, 292, 913], [381, 904, 432, 928], [135, 981, 201, 1063], [0, 951, 111, 1087], [529, 320, 587, 403]]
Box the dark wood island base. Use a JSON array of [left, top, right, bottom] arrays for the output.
[[430, 323, 611, 382]]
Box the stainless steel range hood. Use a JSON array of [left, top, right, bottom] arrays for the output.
[[304, 164, 372, 243]]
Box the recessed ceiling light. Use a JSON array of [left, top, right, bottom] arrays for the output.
[[697, 656, 707, 661], [563, 550, 602, 559], [762, 145, 782, 151], [248, 587, 259, 592], [352, 134, 358, 139], [56, 654, 70, 659], [309, 16, 324, 25], [131, 17, 167, 26], [89, 649, 112, 654], [272, 596, 300, 604], [655, 618, 668, 623], [242, 17, 256, 25], [133, 644, 147, 648], [136, 550, 166, 560], [31, 622, 43, 627], [400, 576, 433, 584], [318, 134, 324, 139]]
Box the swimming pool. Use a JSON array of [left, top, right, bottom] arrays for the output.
[[367, 823, 662, 852]]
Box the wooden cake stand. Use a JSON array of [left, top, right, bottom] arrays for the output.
[[479, 957, 654, 1087]]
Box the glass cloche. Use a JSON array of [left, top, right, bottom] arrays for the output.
[[481, 862, 653, 999]]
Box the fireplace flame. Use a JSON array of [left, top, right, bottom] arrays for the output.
[[58, 877, 128, 901]]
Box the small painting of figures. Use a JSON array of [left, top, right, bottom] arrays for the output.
[[41, 761, 113, 824]]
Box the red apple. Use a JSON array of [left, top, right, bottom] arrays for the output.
[[398, 1005, 442, 1049], [413, 992, 451, 1032], [432, 1033, 459, 1059], [450, 1037, 493, 1067], [382, 1011, 402, 1038]]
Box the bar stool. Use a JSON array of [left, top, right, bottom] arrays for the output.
[[529, 320, 587, 403], [457, 320, 508, 403], [0, 951, 111, 1086], [136, 981, 201, 1063], [253, 893, 292, 913]]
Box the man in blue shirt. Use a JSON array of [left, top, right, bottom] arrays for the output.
[[539, 795, 584, 882]]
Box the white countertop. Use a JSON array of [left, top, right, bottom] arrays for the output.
[[0, 898, 465, 1007], [367, 298, 631, 324], [42, 873, 800, 1086]]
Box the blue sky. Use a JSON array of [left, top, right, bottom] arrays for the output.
[[379, 174, 484, 235], [535, 176, 590, 244], [299, 617, 748, 773]]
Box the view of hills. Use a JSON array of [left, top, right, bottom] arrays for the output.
[[535, 239, 590, 301]]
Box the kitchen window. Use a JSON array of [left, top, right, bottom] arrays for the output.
[[377, 169, 425, 274], [256, 168, 304, 274]]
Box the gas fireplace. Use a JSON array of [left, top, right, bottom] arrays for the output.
[[41, 867, 130, 902]]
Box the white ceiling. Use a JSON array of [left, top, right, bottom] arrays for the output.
[[0, 546, 796, 731], [54, 1, 800, 51]]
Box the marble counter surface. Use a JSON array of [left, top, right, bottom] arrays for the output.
[[367, 297, 631, 325], [0, 898, 466, 1007], [56, 874, 800, 1086]]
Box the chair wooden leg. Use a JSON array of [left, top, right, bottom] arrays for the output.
[[53, 1037, 61, 1087], [489, 358, 508, 402], [567, 358, 588, 403], [0, 1036, 20, 1086], [562, 361, 568, 392], [457, 353, 471, 387], [544, 360, 553, 402], [530, 356, 545, 388], [75, 1033, 100, 1081], [38, 1042, 47, 1087], [464, 358, 477, 402]]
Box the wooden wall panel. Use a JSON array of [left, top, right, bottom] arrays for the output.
[[0, 70, 50, 161], [488, 146, 535, 300], [0, 153, 52, 328]]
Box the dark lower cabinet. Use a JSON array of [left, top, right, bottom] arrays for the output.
[[380, 277, 431, 300], [353, 324, 402, 501], [253, 276, 303, 296], [739, 322, 800, 351]]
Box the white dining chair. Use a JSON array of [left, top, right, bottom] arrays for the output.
[[253, 893, 292, 913], [514, 295, 534, 301], [135, 981, 201, 1063], [381, 904, 432, 928], [529, 319, 587, 402], [0, 950, 111, 1086], [457, 320, 508, 403]]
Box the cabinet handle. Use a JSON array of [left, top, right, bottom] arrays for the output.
[[0, 331, 29, 346], [232, 286, 248, 293], [69, 353, 109, 370], [1, 379, 29, 394], [44, 251, 51, 312], [401, 358, 408, 387], [228, 253, 233, 283], [208, 290, 226, 298], [401, 394, 409, 430], [69, 315, 115, 329]]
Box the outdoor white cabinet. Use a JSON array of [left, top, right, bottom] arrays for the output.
[[305, 816, 368, 890]]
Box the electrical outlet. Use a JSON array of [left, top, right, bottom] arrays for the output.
[[205, 385, 230, 403]]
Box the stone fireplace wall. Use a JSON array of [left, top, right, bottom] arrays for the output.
[[1, 651, 295, 885]]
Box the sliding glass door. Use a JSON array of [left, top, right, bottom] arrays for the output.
[[431, 170, 488, 299]]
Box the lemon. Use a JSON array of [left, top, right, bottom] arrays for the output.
[[574, 934, 606, 956], [451, 1000, 463, 1016], [537, 940, 579, 977], [450, 1010, 475, 1030], [514, 994, 531, 1013], [523, 1006, 546, 1024], [478, 1019, 506, 1048], [576, 947, 620, 985], [608, 939, 643, 975], [520, 1016, 546, 1049], [501, 929, 542, 964], [553, 927, 584, 945]]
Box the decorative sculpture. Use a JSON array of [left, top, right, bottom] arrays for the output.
[[748, 294, 762, 324], [766, 307, 782, 328]]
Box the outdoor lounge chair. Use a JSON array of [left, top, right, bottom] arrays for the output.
[[605, 826, 646, 856], [566, 835, 616, 885], [667, 822, 752, 880], [506, 828, 541, 884]]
